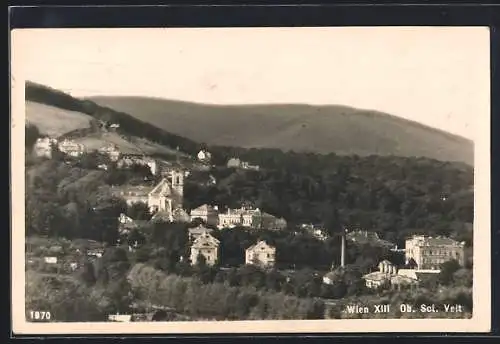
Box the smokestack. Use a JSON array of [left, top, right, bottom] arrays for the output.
[[341, 230, 346, 268]]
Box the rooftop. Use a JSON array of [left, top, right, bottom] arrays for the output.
[[189, 225, 214, 235], [362, 271, 391, 282], [192, 232, 220, 248], [407, 235, 464, 246]]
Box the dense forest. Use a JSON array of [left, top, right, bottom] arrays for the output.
[[185, 157, 473, 247]]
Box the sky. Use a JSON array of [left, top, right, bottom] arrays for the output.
[[14, 27, 490, 141]]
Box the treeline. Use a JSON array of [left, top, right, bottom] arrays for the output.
[[185, 155, 474, 247], [127, 263, 325, 320], [25, 81, 201, 155]]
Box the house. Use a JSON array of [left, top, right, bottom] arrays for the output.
[[405, 235, 466, 270], [378, 260, 397, 274], [43, 256, 58, 264], [98, 144, 121, 161], [117, 213, 140, 234], [197, 149, 212, 162], [227, 158, 242, 168], [217, 207, 284, 230], [241, 161, 260, 171], [218, 208, 248, 228], [58, 139, 85, 157], [362, 271, 392, 289], [302, 224, 329, 241], [322, 270, 344, 285], [362, 260, 398, 289], [190, 204, 219, 226], [87, 248, 104, 258], [245, 240, 276, 268], [108, 313, 132, 322], [361, 259, 435, 289], [189, 231, 220, 266], [188, 224, 214, 241], [227, 158, 260, 171], [33, 137, 57, 158]]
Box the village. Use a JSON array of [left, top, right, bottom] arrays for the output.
[[28, 129, 469, 323]]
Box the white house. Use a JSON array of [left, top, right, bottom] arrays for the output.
[[245, 240, 276, 268], [190, 231, 220, 266], [188, 224, 215, 241], [197, 149, 212, 162], [33, 137, 58, 158], [58, 139, 86, 157], [43, 256, 58, 264], [190, 204, 219, 226]]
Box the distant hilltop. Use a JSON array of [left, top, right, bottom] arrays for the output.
[[23, 80, 473, 165], [88, 96, 474, 166]]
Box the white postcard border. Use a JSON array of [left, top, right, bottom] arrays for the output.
[[10, 27, 492, 334]]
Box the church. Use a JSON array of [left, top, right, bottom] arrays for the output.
[[111, 169, 184, 222]]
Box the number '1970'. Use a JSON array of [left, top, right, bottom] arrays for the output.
[[28, 311, 51, 321]]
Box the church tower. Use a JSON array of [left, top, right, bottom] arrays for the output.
[[170, 170, 184, 200]]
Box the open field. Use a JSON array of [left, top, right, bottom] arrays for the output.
[[26, 100, 93, 137], [72, 132, 189, 157]]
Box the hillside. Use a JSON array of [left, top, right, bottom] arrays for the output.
[[89, 96, 474, 165], [25, 81, 198, 157], [26, 100, 93, 137]]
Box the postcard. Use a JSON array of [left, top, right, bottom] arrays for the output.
[[10, 27, 491, 334]]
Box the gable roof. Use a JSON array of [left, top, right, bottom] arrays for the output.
[[192, 232, 220, 248], [191, 204, 217, 213], [406, 235, 463, 246], [188, 224, 214, 235], [362, 271, 390, 282], [246, 240, 275, 252], [148, 178, 172, 197]]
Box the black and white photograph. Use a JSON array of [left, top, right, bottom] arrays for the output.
[[11, 27, 490, 334]]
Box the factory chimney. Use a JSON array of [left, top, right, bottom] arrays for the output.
[[340, 227, 347, 268]]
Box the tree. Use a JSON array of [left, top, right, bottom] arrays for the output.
[[104, 277, 133, 314], [96, 247, 131, 286], [127, 202, 152, 221], [78, 260, 97, 286], [439, 259, 461, 285], [25, 124, 40, 149]]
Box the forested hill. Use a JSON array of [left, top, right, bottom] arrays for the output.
[[89, 96, 474, 166], [25, 81, 202, 156]]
